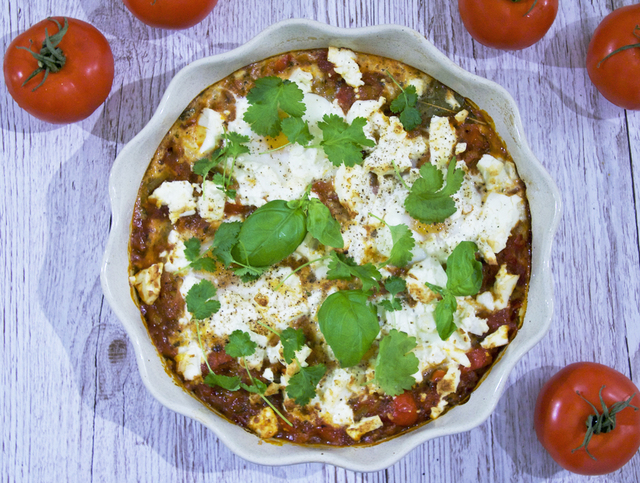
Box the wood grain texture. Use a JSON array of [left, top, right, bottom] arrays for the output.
[[2, 1, 639, 482]]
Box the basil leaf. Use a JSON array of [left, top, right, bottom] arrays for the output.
[[434, 292, 457, 340], [317, 290, 380, 367], [232, 200, 307, 267], [446, 241, 482, 296], [307, 199, 344, 248]]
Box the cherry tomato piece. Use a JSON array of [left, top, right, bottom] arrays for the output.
[[122, 0, 219, 30], [586, 4, 640, 110], [458, 0, 558, 50], [389, 391, 418, 426], [4, 17, 114, 124], [534, 362, 640, 475]]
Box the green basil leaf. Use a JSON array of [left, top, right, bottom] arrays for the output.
[[307, 199, 344, 248], [446, 241, 482, 296], [232, 200, 307, 267], [317, 290, 379, 367], [434, 292, 457, 340]]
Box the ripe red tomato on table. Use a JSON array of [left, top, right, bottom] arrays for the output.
[[586, 4, 640, 110], [122, 0, 219, 30], [458, 0, 558, 50], [4, 17, 114, 124], [534, 362, 640, 475]]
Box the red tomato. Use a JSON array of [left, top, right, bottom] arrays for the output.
[[4, 17, 114, 124], [122, 0, 219, 30], [586, 4, 640, 110], [534, 362, 640, 475], [389, 391, 418, 426], [458, 0, 558, 50]]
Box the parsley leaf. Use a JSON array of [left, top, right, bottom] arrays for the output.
[[379, 276, 407, 312], [318, 114, 375, 167], [390, 84, 422, 131], [244, 77, 306, 137], [281, 116, 314, 147], [286, 364, 327, 406], [371, 329, 419, 396], [225, 330, 257, 358], [425, 241, 483, 340], [280, 327, 306, 365], [204, 373, 241, 391], [185, 280, 221, 320], [327, 251, 382, 292], [317, 290, 380, 367], [404, 159, 464, 224]]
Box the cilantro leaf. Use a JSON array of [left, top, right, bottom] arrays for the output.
[[404, 159, 464, 224], [371, 330, 419, 396], [327, 251, 382, 292], [370, 214, 415, 268], [317, 290, 380, 367], [204, 373, 241, 391], [185, 279, 221, 320], [390, 84, 422, 131], [244, 77, 306, 137], [281, 116, 313, 146], [318, 114, 375, 167], [379, 276, 407, 312], [233, 264, 269, 282], [224, 132, 251, 158], [184, 237, 217, 273], [306, 199, 344, 248], [225, 330, 257, 358], [424, 242, 482, 340], [211, 222, 242, 266], [193, 147, 223, 179], [184, 237, 202, 262], [286, 364, 326, 406], [240, 379, 267, 395], [280, 327, 306, 365], [446, 241, 482, 296]]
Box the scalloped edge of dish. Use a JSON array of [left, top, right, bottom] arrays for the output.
[[100, 19, 561, 472]]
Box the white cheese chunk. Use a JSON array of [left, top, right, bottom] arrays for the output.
[[346, 416, 383, 441], [481, 325, 510, 349], [149, 181, 197, 223], [163, 230, 190, 273], [176, 340, 204, 381], [129, 263, 163, 305], [197, 180, 226, 222], [248, 407, 279, 439], [429, 116, 457, 168], [327, 47, 364, 88], [287, 68, 314, 93], [477, 154, 520, 194], [198, 108, 225, 154], [406, 257, 448, 304], [478, 193, 523, 256], [312, 368, 361, 425]]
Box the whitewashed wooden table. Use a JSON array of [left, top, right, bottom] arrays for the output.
[[2, 1, 639, 481]]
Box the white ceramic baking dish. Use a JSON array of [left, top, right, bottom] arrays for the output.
[[100, 18, 561, 472]]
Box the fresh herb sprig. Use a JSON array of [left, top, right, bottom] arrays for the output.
[[318, 114, 375, 167], [368, 329, 419, 396], [256, 321, 326, 406], [193, 131, 250, 200], [425, 241, 482, 340], [403, 157, 464, 224], [184, 237, 217, 273], [369, 214, 415, 268], [378, 276, 407, 312], [387, 71, 422, 131]]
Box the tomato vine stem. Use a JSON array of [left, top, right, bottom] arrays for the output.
[[597, 25, 640, 68], [572, 385, 638, 460], [16, 17, 68, 91], [511, 0, 538, 17]]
